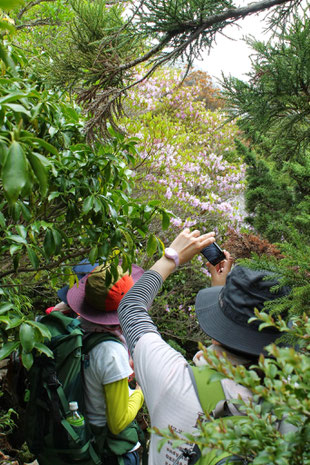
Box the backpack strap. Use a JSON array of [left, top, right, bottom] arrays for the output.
[[188, 365, 225, 413], [188, 365, 247, 465], [82, 332, 122, 355]]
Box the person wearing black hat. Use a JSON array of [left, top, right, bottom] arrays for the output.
[[117, 228, 290, 465]]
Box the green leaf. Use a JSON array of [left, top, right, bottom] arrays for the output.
[[10, 244, 21, 255], [43, 229, 55, 257], [0, 43, 16, 73], [4, 103, 31, 116], [0, 211, 6, 227], [0, 303, 13, 314], [0, 316, 10, 326], [28, 321, 51, 339], [27, 152, 48, 196], [52, 229, 62, 254], [48, 192, 61, 201], [161, 211, 170, 230], [27, 137, 59, 156], [0, 341, 19, 360], [21, 351, 34, 371], [0, 92, 29, 104], [83, 196, 94, 214], [27, 246, 39, 269], [19, 201, 32, 221], [19, 323, 36, 353], [2, 141, 29, 204], [8, 234, 27, 244], [16, 224, 27, 239], [0, 0, 24, 10], [0, 141, 8, 166], [0, 19, 15, 33], [93, 198, 102, 213], [147, 234, 158, 256], [109, 204, 117, 218], [34, 342, 53, 358], [89, 245, 98, 264]]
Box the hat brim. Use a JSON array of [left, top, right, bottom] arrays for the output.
[[67, 264, 144, 325], [195, 286, 282, 356]]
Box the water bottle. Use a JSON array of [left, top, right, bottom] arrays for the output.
[[66, 401, 87, 447]]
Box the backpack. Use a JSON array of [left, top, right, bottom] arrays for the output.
[[175, 365, 296, 465], [23, 311, 141, 465]]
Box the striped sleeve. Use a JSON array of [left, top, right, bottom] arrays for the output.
[[117, 270, 163, 355]]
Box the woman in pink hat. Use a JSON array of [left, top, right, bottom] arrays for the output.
[[67, 264, 145, 465]]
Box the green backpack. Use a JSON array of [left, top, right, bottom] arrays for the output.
[[24, 311, 142, 465], [177, 365, 296, 465], [172, 365, 248, 465]]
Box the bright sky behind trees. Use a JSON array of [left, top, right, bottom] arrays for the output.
[[197, 5, 270, 82]]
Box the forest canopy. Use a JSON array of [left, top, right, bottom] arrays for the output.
[[0, 1, 309, 464]]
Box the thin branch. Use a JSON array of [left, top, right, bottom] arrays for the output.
[[16, 19, 60, 30], [0, 249, 90, 280], [17, 0, 55, 19]]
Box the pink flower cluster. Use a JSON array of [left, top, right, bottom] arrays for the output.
[[122, 66, 248, 238]]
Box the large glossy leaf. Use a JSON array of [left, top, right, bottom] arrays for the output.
[[34, 342, 53, 358], [21, 351, 34, 371], [19, 323, 35, 352], [0, 341, 19, 360], [43, 229, 55, 257], [83, 196, 94, 214], [27, 246, 39, 269], [0, 92, 30, 104], [28, 321, 51, 339], [27, 151, 48, 195], [4, 103, 31, 117], [2, 141, 29, 203], [52, 229, 62, 254], [0, 303, 13, 314], [31, 137, 59, 156]]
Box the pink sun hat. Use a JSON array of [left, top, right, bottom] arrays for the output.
[[67, 264, 144, 325]]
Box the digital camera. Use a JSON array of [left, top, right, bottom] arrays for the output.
[[201, 242, 225, 266]]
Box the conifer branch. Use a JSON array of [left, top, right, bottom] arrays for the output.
[[50, 0, 301, 139]]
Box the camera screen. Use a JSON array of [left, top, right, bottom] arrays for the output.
[[201, 243, 225, 266]]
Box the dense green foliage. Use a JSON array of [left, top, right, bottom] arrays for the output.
[[222, 13, 310, 243], [0, 39, 168, 370]]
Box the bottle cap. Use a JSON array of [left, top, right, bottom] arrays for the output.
[[69, 401, 78, 411]]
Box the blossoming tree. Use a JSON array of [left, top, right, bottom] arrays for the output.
[[122, 67, 247, 239]]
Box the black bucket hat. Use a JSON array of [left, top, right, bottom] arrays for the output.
[[195, 266, 290, 356]]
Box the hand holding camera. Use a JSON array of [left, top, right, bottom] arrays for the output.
[[201, 242, 233, 287]]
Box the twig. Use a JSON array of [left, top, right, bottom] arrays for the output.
[[0, 249, 89, 280], [17, 0, 55, 19]]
